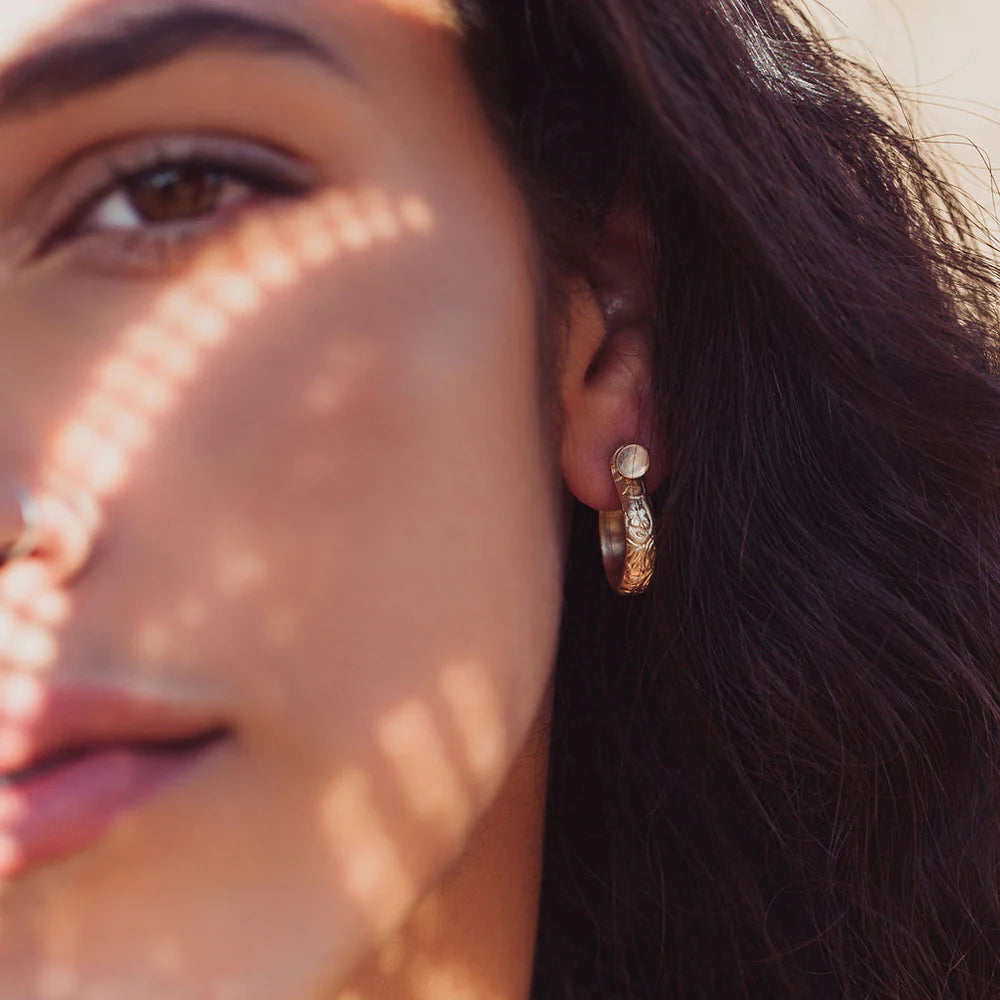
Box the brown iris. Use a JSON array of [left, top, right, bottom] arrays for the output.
[[124, 166, 227, 223]]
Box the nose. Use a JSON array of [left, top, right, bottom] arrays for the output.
[[0, 492, 37, 564], [0, 485, 101, 585]]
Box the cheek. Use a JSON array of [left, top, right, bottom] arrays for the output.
[[0, 185, 564, 994], [102, 185, 562, 729]]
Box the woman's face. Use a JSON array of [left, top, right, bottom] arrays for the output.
[[0, 1, 567, 996]]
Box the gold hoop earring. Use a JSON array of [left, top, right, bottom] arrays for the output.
[[599, 444, 655, 595]]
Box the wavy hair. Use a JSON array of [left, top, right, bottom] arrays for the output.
[[453, 1, 1000, 998]]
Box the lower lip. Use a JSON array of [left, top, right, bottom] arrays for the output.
[[0, 734, 226, 878]]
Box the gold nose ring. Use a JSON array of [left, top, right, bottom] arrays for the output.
[[599, 444, 656, 595]]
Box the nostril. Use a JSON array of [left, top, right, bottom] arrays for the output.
[[0, 491, 43, 568], [0, 488, 101, 582]]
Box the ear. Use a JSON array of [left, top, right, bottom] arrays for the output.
[[558, 200, 665, 512]]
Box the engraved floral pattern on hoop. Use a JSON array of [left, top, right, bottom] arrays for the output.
[[601, 444, 655, 595]]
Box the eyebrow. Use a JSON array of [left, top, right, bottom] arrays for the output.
[[0, 5, 356, 119]]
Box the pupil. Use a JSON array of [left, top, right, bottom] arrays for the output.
[[127, 166, 225, 223]]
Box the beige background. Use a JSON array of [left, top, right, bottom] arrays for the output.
[[810, 0, 1000, 228]]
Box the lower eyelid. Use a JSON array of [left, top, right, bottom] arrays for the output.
[[59, 225, 217, 277], [39, 176, 308, 279], [57, 191, 303, 278]]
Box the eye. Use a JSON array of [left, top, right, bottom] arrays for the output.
[[30, 137, 316, 271], [86, 163, 252, 232], [66, 158, 297, 248]]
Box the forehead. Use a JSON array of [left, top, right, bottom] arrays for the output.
[[0, 0, 458, 67]]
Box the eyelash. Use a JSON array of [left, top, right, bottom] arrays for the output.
[[35, 139, 314, 270]]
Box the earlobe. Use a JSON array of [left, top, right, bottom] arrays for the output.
[[557, 203, 664, 513]]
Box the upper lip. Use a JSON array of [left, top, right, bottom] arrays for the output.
[[0, 682, 228, 778]]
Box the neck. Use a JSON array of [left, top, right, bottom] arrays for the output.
[[331, 708, 550, 1000]]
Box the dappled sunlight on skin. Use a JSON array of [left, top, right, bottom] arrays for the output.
[[310, 659, 525, 997], [0, 175, 540, 999], [0, 0, 465, 60], [0, 184, 450, 895], [377, 0, 461, 31], [0, 184, 434, 675], [376, 700, 472, 838], [0, 675, 53, 769], [320, 764, 418, 929], [328, 703, 547, 1000], [436, 661, 508, 782], [0, 2, 563, 996], [0, 0, 106, 63], [15, 675, 532, 1000]]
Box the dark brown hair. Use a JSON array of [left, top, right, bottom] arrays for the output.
[[454, 1, 1000, 998]]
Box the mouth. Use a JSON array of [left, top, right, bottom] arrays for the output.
[[0, 749, 80, 788], [0, 684, 231, 877], [0, 728, 227, 788]]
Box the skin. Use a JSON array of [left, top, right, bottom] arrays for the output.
[[0, 1, 656, 998]]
